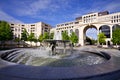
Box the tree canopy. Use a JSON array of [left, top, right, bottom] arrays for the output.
[[0, 21, 13, 41], [27, 32, 36, 41], [49, 32, 54, 39], [43, 32, 49, 40], [38, 34, 43, 42], [98, 32, 106, 45], [69, 32, 78, 43], [21, 28, 28, 41], [112, 28, 120, 45], [62, 31, 69, 40], [38, 32, 51, 42]]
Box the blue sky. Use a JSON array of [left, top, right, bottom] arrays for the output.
[[0, 0, 120, 39]]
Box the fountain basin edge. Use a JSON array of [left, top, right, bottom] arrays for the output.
[[0, 49, 120, 80]]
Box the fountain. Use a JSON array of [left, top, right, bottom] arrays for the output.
[[0, 31, 108, 67], [1, 31, 120, 80]]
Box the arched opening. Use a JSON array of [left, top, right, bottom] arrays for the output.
[[70, 29, 73, 33], [83, 25, 97, 45], [99, 25, 110, 38], [112, 24, 120, 31], [75, 29, 79, 39]]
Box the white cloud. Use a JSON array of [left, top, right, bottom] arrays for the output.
[[15, 0, 53, 16], [90, 0, 120, 13], [104, 2, 120, 12], [72, 0, 120, 19], [14, 0, 71, 17], [0, 10, 23, 23]]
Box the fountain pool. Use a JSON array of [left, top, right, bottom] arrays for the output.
[[1, 47, 108, 67]]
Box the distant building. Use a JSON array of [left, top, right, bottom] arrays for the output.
[[8, 11, 120, 46], [54, 11, 120, 46], [9, 22, 52, 39]]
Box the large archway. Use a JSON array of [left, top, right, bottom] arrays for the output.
[[83, 25, 97, 45], [99, 25, 110, 38], [112, 24, 120, 31]]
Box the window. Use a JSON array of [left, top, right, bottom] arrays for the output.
[[45, 24, 48, 26], [57, 25, 60, 27], [61, 24, 64, 26], [18, 28, 20, 32], [117, 15, 119, 18], [15, 28, 17, 31], [22, 28, 24, 30], [45, 27, 48, 29], [31, 25, 35, 26], [114, 16, 116, 19], [117, 20, 119, 22], [111, 16, 113, 19], [75, 22, 79, 24], [114, 20, 116, 23], [44, 30, 47, 32], [70, 22, 73, 24], [11, 27, 14, 28], [111, 20, 113, 23], [65, 23, 68, 26]]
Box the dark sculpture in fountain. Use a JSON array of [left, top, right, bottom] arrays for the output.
[[44, 39, 70, 55]]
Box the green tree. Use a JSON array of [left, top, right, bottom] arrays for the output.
[[91, 39, 97, 45], [69, 32, 78, 44], [0, 21, 13, 41], [27, 33, 35, 41], [38, 32, 50, 42], [62, 31, 69, 40], [49, 32, 54, 39], [27, 33, 36, 46], [98, 32, 106, 45], [43, 32, 49, 40], [0, 21, 13, 48], [112, 28, 120, 46], [21, 28, 28, 41], [38, 34, 43, 42]]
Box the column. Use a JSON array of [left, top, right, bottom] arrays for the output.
[[79, 27, 84, 46], [110, 25, 113, 39], [97, 28, 100, 46], [110, 25, 113, 45]]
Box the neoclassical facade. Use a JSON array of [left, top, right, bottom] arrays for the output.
[[9, 22, 52, 39], [53, 11, 120, 46]]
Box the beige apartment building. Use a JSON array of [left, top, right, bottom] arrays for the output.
[[9, 22, 52, 39], [54, 11, 120, 46]]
